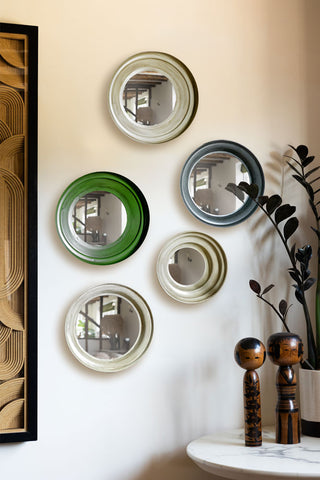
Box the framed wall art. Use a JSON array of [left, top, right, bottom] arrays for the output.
[[0, 23, 38, 443]]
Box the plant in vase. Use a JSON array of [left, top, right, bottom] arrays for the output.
[[227, 144, 320, 436]]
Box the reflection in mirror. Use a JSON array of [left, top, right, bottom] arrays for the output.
[[76, 295, 140, 360], [168, 248, 205, 285], [189, 153, 250, 216], [122, 71, 176, 126], [72, 191, 127, 246]]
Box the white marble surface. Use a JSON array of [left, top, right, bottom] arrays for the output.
[[187, 427, 320, 479]]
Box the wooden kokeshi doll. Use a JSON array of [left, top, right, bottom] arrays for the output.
[[267, 332, 303, 444], [234, 337, 266, 446]]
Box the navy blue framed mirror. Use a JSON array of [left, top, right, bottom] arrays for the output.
[[180, 140, 264, 227]]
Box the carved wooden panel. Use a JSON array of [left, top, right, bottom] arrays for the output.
[[0, 23, 37, 442]]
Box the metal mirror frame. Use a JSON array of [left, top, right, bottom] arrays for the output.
[[56, 172, 149, 265], [108, 51, 198, 144], [180, 140, 265, 226], [65, 284, 153, 372], [156, 232, 227, 303]]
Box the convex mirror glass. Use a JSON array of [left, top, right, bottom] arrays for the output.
[[180, 140, 264, 226], [56, 172, 149, 265], [65, 284, 153, 372], [157, 232, 227, 303], [109, 52, 198, 143]]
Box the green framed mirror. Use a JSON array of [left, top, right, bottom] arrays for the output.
[[56, 172, 149, 265], [65, 283, 153, 372]]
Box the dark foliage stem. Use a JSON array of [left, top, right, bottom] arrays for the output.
[[256, 201, 296, 269], [257, 295, 290, 332], [252, 197, 317, 368], [298, 159, 320, 367], [288, 156, 320, 369]]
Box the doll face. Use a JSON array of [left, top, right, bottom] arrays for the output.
[[267, 334, 303, 366], [234, 337, 266, 370]]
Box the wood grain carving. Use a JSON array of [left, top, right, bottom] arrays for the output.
[[0, 322, 11, 346], [0, 330, 24, 380], [0, 29, 28, 436], [0, 398, 24, 429], [0, 377, 24, 409], [0, 85, 24, 135], [0, 168, 24, 299]]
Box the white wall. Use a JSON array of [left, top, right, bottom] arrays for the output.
[[1, 1, 320, 479]]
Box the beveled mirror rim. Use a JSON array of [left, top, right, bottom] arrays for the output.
[[108, 51, 198, 144], [156, 231, 227, 303], [65, 284, 153, 372], [56, 172, 149, 265], [180, 140, 265, 226]]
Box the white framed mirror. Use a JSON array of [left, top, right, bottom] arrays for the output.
[[108, 52, 198, 144], [65, 284, 153, 372], [156, 232, 227, 303]]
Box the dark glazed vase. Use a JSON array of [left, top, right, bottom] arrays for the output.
[[300, 368, 320, 437], [267, 332, 303, 444]]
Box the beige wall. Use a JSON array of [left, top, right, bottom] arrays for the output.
[[1, 1, 320, 479]]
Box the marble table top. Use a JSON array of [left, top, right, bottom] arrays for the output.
[[187, 426, 320, 479]]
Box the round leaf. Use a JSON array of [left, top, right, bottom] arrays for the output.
[[283, 217, 299, 241], [266, 195, 282, 214], [274, 204, 296, 224], [249, 279, 261, 294], [279, 299, 287, 316]]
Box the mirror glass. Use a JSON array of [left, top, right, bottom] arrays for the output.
[[72, 191, 127, 247], [122, 70, 176, 126], [157, 232, 227, 303], [168, 247, 205, 285], [65, 283, 153, 372], [180, 141, 265, 227], [56, 172, 149, 265], [108, 52, 198, 144], [189, 153, 250, 216], [76, 295, 140, 360]]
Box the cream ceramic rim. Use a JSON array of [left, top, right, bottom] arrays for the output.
[[108, 51, 198, 144], [156, 232, 227, 303], [65, 284, 153, 372]]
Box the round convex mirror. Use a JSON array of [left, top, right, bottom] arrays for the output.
[[157, 232, 227, 303], [189, 153, 250, 216], [123, 70, 176, 126], [168, 247, 205, 285], [56, 172, 149, 265], [65, 284, 153, 372], [109, 52, 198, 143], [180, 140, 264, 227], [72, 191, 127, 247], [76, 295, 139, 359]]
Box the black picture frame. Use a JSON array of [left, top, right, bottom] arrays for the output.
[[0, 22, 38, 443]]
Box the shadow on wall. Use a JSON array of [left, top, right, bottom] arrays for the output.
[[130, 449, 220, 480]]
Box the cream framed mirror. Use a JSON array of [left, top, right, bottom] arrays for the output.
[[180, 140, 265, 226], [156, 232, 227, 303], [65, 284, 153, 372], [108, 51, 198, 143]]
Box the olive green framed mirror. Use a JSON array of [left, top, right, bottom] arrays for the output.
[[180, 140, 265, 226], [56, 172, 149, 265], [65, 284, 153, 372], [108, 51, 198, 144], [156, 232, 227, 303]]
